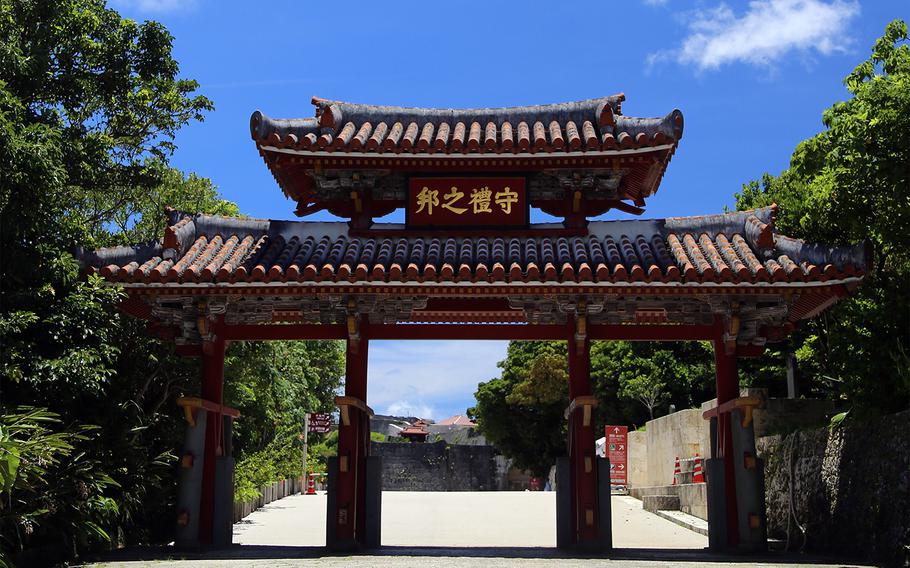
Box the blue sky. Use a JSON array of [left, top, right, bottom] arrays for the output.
[[113, 0, 906, 419]]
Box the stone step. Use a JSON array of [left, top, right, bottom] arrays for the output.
[[653, 509, 709, 536], [642, 494, 680, 513]]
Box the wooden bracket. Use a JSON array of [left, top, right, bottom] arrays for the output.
[[574, 301, 588, 355], [334, 395, 374, 426], [701, 395, 762, 428], [724, 303, 741, 355], [346, 298, 361, 354], [176, 396, 241, 427], [350, 190, 363, 214], [749, 513, 761, 529], [744, 451, 757, 470], [196, 300, 209, 338], [564, 395, 598, 425]]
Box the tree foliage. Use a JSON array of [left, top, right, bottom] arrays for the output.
[[736, 20, 910, 414], [591, 341, 715, 427], [227, 340, 344, 503], [0, 2, 218, 560], [0, 2, 342, 565], [469, 341, 569, 477], [470, 340, 715, 476]]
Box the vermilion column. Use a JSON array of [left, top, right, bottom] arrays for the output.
[[567, 335, 598, 544], [334, 335, 369, 546], [198, 337, 226, 546], [713, 340, 740, 547]]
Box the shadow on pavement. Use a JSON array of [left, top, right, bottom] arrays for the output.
[[91, 544, 871, 565]]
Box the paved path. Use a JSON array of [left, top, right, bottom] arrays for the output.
[[234, 492, 707, 549], [92, 492, 871, 567]]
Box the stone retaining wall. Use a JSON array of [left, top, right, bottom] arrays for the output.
[[371, 441, 503, 491], [233, 477, 302, 522], [758, 410, 909, 567]]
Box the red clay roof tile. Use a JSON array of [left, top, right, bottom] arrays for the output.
[[82, 208, 866, 290]]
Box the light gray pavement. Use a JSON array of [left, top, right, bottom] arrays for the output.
[[91, 491, 872, 567], [233, 492, 707, 548]]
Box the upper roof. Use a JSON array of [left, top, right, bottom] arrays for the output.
[[251, 94, 682, 155], [250, 95, 684, 214], [80, 205, 867, 292]]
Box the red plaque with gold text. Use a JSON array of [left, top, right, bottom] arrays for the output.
[[407, 177, 527, 229]]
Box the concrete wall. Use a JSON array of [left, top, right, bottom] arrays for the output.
[[642, 408, 705, 488], [627, 430, 648, 488], [371, 441, 502, 491], [758, 410, 909, 567]]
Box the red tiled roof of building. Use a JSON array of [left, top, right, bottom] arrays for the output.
[[400, 419, 430, 436], [437, 415, 476, 427], [82, 206, 868, 295]]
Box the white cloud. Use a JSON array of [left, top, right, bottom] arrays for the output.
[[385, 401, 435, 420], [110, 0, 197, 14], [365, 340, 508, 420], [649, 0, 860, 71]]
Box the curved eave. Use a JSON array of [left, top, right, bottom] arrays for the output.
[[258, 144, 675, 158], [106, 278, 864, 291]]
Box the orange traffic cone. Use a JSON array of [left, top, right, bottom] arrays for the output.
[[672, 456, 681, 485], [306, 473, 317, 495], [692, 453, 705, 483]]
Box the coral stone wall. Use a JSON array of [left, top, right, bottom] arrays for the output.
[[371, 441, 500, 491], [758, 410, 909, 567]]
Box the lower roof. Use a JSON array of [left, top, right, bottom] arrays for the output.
[[81, 206, 867, 293]]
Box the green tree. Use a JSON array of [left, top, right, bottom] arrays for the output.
[[227, 340, 345, 503], [620, 374, 668, 420], [736, 20, 910, 414], [99, 167, 239, 247], [591, 341, 715, 428], [0, 1, 224, 563], [225, 340, 344, 457], [470, 339, 716, 475], [0, 2, 346, 564], [469, 341, 568, 477]]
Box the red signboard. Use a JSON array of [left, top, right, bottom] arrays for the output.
[[407, 177, 527, 228], [308, 412, 333, 433], [606, 425, 628, 486]]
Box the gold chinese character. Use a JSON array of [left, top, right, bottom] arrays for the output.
[[495, 186, 519, 215], [416, 186, 439, 215], [442, 186, 467, 215], [469, 187, 492, 213]]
